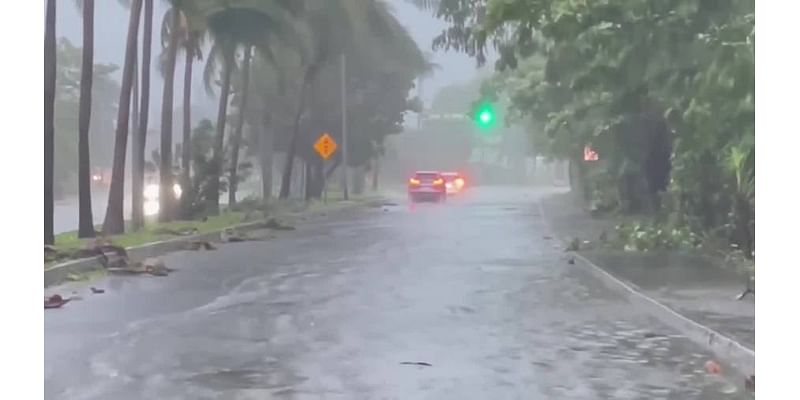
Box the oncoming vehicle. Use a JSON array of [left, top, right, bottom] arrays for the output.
[[408, 171, 446, 203], [90, 167, 111, 187], [143, 174, 182, 216], [441, 172, 466, 195]]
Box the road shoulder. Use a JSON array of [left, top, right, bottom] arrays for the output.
[[45, 196, 387, 288], [538, 189, 755, 377]]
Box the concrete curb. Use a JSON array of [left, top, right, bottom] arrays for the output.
[[44, 220, 264, 288], [44, 197, 383, 288], [536, 200, 755, 377]]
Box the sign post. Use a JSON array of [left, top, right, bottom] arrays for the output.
[[313, 132, 338, 202], [340, 54, 349, 201]]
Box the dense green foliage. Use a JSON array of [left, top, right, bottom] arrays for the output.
[[417, 0, 754, 257]]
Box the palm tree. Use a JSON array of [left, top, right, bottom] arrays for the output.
[[156, 1, 183, 222], [74, 0, 96, 238], [45, 0, 57, 245], [202, 1, 304, 213], [181, 28, 203, 214], [161, 5, 205, 217], [279, 0, 424, 198], [227, 45, 252, 206], [245, 43, 297, 201], [102, 0, 144, 234], [131, 0, 154, 229], [205, 37, 235, 215], [259, 111, 275, 200]]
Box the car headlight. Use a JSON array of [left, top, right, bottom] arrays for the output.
[[144, 184, 159, 201]]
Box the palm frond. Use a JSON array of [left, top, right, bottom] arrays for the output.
[[160, 7, 178, 49], [202, 43, 222, 95], [405, 0, 440, 10]]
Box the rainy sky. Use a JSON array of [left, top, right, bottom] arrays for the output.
[[55, 1, 480, 122]]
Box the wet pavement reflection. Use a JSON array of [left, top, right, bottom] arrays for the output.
[[45, 187, 751, 399]]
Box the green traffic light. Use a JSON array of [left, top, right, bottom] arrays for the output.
[[479, 110, 493, 124], [474, 102, 496, 129]]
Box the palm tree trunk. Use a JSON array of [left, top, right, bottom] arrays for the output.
[[259, 112, 274, 201], [44, 0, 57, 245], [131, 54, 139, 167], [209, 50, 234, 215], [371, 155, 379, 191], [158, 3, 180, 222], [102, 0, 143, 234], [132, 0, 153, 229], [228, 46, 252, 206], [180, 40, 194, 217], [279, 68, 313, 199], [77, 0, 96, 238]]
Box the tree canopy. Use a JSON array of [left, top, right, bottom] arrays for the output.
[[416, 0, 754, 256]]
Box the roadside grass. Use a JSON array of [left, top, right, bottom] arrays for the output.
[[48, 192, 387, 268], [53, 211, 246, 252]]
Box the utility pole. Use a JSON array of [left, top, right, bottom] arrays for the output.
[[341, 54, 349, 200], [417, 76, 424, 130]]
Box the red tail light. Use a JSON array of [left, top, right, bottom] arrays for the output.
[[432, 178, 444, 186], [409, 178, 421, 186], [454, 178, 465, 188]]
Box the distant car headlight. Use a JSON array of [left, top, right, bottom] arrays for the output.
[[144, 200, 159, 216], [145, 183, 182, 200], [144, 184, 159, 201]]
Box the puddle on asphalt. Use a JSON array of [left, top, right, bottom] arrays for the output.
[[187, 368, 309, 391]]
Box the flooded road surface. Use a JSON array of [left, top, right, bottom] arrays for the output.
[[45, 187, 750, 399]]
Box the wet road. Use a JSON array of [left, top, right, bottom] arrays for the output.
[[45, 187, 748, 399]]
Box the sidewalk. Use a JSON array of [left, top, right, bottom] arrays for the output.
[[540, 189, 755, 351]]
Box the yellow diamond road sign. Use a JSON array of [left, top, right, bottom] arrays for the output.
[[314, 132, 337, 160]]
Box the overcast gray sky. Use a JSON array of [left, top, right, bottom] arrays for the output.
[[55, 1, 485, 121]]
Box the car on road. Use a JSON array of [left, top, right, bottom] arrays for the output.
[[408, 171, 447, 203], [90, 167, 111, 187], [441, 172, 466, 195]]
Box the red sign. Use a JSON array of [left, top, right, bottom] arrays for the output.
[[584, 145, 599, 161]]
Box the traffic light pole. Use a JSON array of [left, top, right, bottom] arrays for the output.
[[340, 54, 349, 201]]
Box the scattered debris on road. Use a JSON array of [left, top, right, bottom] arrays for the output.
[[542, 235, 553, 240], [642, 332, 666, 339], [46, 241, 130, 264], [262, 218, 296, 231], [45, 294, 71, 309], [153, 227, 199, 236], [66, 273, 86, 282], [141, 258, 174, 276], [704, 360, 722, 374], [736, 275, 754, 300], [221, 229, 247, 242], [90, 287, 105, 294], [400, 361, 432, 367], [185, 240, 217, 251], [567, 256, 575, 265], [97, 245, 130, 270], [106, 257, 175, 277]]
